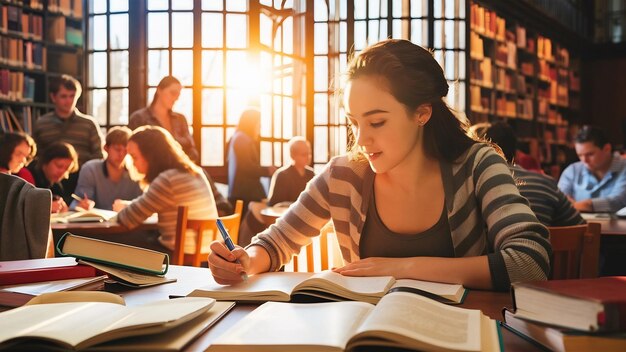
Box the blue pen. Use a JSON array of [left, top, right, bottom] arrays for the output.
[[216, 219, 248, 281]]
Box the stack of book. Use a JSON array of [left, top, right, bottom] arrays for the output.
[[504, 277, 626, 351]]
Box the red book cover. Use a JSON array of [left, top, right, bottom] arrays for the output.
[[0, 257, 96, 285], [513, 277, 626, 332]]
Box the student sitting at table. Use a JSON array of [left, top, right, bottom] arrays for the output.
[[208, 39, 551, 291], [28, 142, 79, 213], [0, 131, 37, 184], [70, 126, 143, 211], [470, 121, 585, 227], [238, 136, 315, 246], [113, 126, 217, 254]]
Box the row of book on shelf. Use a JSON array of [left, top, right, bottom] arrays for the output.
[[0, 36, 47, 69], [2, 0, 81, 19], [2, 233, 625, 351], [0, 105, 36, 134], [1, 4, 83, 47], [0, 68, 37, 102]]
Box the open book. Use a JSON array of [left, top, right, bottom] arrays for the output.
[[209, 291, 501, 352], [0, 294, 229, 351], [188, 271, 467, 305], [51, 208, 118, 223]]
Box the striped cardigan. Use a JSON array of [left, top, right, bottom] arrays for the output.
[[117, 169, 217, 253], [252, 143, 552, 291]]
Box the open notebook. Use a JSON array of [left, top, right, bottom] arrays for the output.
[[188, 271, 467, 305], [51, 208, 118, 223]]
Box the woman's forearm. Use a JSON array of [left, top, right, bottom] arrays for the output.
[[405, 256, 493, 290], [246, 245, 272, 275]]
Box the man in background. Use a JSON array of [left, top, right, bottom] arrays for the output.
[[558, 125, 626, 213], [267, 136, 315, 206], [33, 75, 103, 196], [71, 127, 143, 211], [476, 121, 584, 227]]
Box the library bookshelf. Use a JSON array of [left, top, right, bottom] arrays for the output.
[[0, 0, 83, 134], [469, 1, 581, 177]]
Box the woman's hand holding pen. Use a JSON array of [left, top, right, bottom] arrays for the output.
[[51, 195, 68, 214], [208, 240, 250, 285], [72, 193, 95, 211]]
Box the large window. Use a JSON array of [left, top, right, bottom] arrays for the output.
[[86, 0, 129, 128], [85, 0, 467, 172]]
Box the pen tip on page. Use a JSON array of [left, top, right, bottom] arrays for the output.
[[241, 272, 249, 282]]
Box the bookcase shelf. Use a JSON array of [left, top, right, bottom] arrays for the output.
[[469, 1, 581, 177], [0, 0, 83, 134]]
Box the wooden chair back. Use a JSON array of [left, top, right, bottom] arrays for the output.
[[172, 200, 243, 267], [548, 222, 601, 280], [288, 222, 335, 272]]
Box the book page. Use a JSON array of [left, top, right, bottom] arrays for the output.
[[188, 272, 312, 301], [210, 301, 374, 352], [88, 301, 235, 351], [296, 271, 394, 302], [351, 291, 482, 351], [78, 260, 176, 287], [0, 298, 215, 350], [0, 276, 106, 296]]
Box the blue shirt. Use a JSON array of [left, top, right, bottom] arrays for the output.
[[558, 155, 626, 212]]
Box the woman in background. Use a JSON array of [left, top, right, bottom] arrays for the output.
[[28, 142, 78, 213], [113, 126, 217, 254], [209, 39, 551, 291], [0, 132, 37, 184], [128, 76, 199, 162], [227, 108, 276, 213]]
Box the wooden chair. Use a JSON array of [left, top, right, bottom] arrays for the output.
[[548, 222, 601, 280], [172, 200, 244, 267], [287, 222, 341, 272]]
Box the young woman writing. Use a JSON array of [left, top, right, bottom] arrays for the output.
[[208, 39, 551, 291]]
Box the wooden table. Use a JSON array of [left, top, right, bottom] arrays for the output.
[[51, 216, 158, 236], [259, 206, 288, 227], [582, 215, 626, 236], [118, 266, 539, 351]]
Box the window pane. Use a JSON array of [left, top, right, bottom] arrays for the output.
[[226, 0, 247, 12], [172, 12, 193, 48], [89, 89, 107, 125], [89, 0, 106, 14], [354, 21, 366, 50], [314, 56, 328, 91], [177, 88, 193, 124], [282, 17, 293, 54], [172, 0, 193, 10], [148, 12, 169, 48], [109, 14, 128, 50], [109, 51, 128, 87], [273, 96, 282, 138], [147, 0, 168, 11], [410, 0, 427, 17], [172, 50, 193, 85], [434, 20, 443, 48], [202, 0, 223, 11], [260, 141, 272, 166], [148, 50, 169, 86], [201, 127, 224, 166], [354, 0, 366, 19], [314, 126, 328, 163], [89, 53, 107, 88], [202, 13, 223, 48], [90, 15, 107, 50], [274, 142, 282, 166], [283, 97, 293, 138], [411, 19, 427, 46], [314, 0, 328, 21], [109, 88, 129, 125], [226, 14, 247, 48], [202, 89, 223, 124], [369, 0, 380, 18], [225, 51, 247, 87], [314, 93, 328, 124], [109, 0, 128, 12], [226, 89, 247, 124], [314, 23, 328, 54], [260, 13, 272, 47], [202, 50, 223, 86], [260, 94, 271, 136]]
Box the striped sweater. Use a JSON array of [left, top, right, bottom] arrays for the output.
[[510, 165, 585, 227], [252, 143, 552, 291], [117, 169, 218, 253], [33, 109, 104, 166]]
